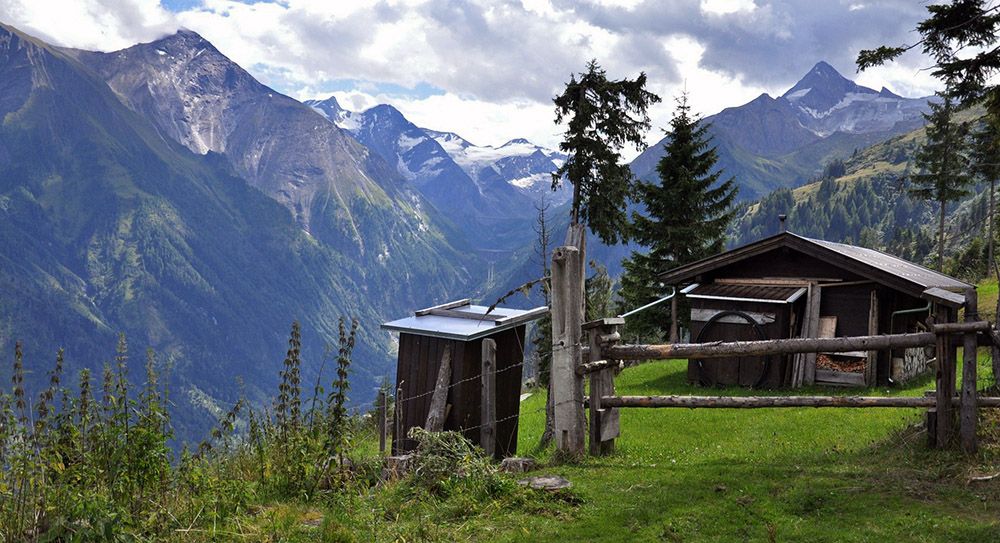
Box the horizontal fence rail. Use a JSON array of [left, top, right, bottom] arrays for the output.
[[599, 395, 1000, 409], [605, 321, 992, 362], [605, 333, 934, 361]]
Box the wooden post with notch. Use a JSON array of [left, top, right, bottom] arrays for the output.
[[551, 243, 586, 459], [480, 338, 497, 458], [961, 288, 979, 453], [585, 317, 623, 456], [935, 304, 955, 448]]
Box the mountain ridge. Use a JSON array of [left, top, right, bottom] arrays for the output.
[[630, 61, 932, 201]]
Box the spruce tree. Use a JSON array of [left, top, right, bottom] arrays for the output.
[[553, 59, 660, 245], [909, 92, 971, 270], [970, 118, 1000, 274], [619, 93, 737, 340]]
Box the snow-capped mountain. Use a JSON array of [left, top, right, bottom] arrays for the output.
[[782, 61, 929, 137], [305, 98, 542, 246], [631, 61, 932, 201], [425, 131, 571, 205]]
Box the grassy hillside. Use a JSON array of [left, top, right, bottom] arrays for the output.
[[501, 359, 1000, 542], [227, 359, 1000, 542], [729, 106, 990, 277]]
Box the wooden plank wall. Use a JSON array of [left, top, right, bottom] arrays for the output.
[[392, 327, 526, 458]]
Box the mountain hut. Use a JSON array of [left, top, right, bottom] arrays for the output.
[[658, 232, 973, 388], [382, 300, 547, 458]]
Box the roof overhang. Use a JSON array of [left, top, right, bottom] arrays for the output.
[[382, 299, 548, 341], [659, 232, 972, 301]]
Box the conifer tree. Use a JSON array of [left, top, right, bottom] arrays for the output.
[[619, 93, 737, 340], [970, 119, 1000, 273], [910, 92, 971, 270], [553, 59, 660, 245]]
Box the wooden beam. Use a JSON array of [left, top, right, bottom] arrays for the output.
[[961, 288, 979, 453], [804, 284, 822, 385], [588, 327, 604, 457], [415, 299, 471, 316], [816, 369, 866, 387], [865, 289, 878, 387], [577, 359, 622, 375], [480, 338, 497, 458], [583, 317, 626, 330], [600, 395, 1000, 409], [606, 331, 938, 362], [424, 346, 453, 432], [427, 308, 507, 321], [931, 321, 992, 333]]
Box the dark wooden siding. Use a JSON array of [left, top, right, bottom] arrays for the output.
[[819, 284, 872, 338], [700, 248, 866, 284], [687, 298, 792, 388], [392, 326, 525, 458]]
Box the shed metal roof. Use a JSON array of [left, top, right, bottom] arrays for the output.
[[687, 283, 807, 303], [381, 301, 548, 341], [658, 232, 971, 297]]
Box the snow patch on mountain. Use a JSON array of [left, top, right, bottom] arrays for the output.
[[424, 129, 570, 202]]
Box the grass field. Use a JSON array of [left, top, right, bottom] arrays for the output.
[[490, 357, 1000, 542]]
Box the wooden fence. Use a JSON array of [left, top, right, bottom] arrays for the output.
[[549, 240, 1000, 459]]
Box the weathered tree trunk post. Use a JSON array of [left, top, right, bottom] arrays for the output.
[[425, 346, 453, 432], [480, 338, 497, 458], [551, 244, 586, 459], [935, 305, 956, 448], [584, 317, 623, 456], [377, 389, 387, 454], [961, 288, 979, 453]]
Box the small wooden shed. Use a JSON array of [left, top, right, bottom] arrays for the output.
[[381, 299, 547, 458], [659, 232, 972, 388]]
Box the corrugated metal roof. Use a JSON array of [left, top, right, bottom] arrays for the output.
[[799, 235, 970, 290], [659, 232, 973, 297], [381, 303, 548, 341], [688, 283, 803, 302]]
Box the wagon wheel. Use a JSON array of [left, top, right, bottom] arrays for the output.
[[693, 310, 772, 389]]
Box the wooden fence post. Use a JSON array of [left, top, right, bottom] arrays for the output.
[[377, 389, 387, 454], [935, 305, 956, 448], [551, 244, 586, 459], [585, 317, 623, 456], [961, 288, 979, 453], [481, 338, 497, 458], [394, 383, 404, 454]]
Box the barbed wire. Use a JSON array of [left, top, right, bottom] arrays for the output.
[[390, 342, 577, 408]]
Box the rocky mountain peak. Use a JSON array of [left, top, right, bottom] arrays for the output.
[[782, 61, 874, 113]]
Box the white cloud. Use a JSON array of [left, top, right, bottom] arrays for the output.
[[0, 0, 175, 51], [700, 0, 756, 16], [0, 0, 943, 160]]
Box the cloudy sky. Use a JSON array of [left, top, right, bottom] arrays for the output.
[[1, 0, 941, 153]]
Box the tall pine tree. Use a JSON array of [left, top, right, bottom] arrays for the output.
[[970, 118, 1000, 274], [910, 92, 971, 270], [619, 93, 737, 341], [553, 60, 660, 245]]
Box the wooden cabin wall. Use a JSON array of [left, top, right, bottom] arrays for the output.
[[392, 327, 526, 458], [877, 289, 933, 385], [687, 299, 791, 388], [819, 284, 873, 338]]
